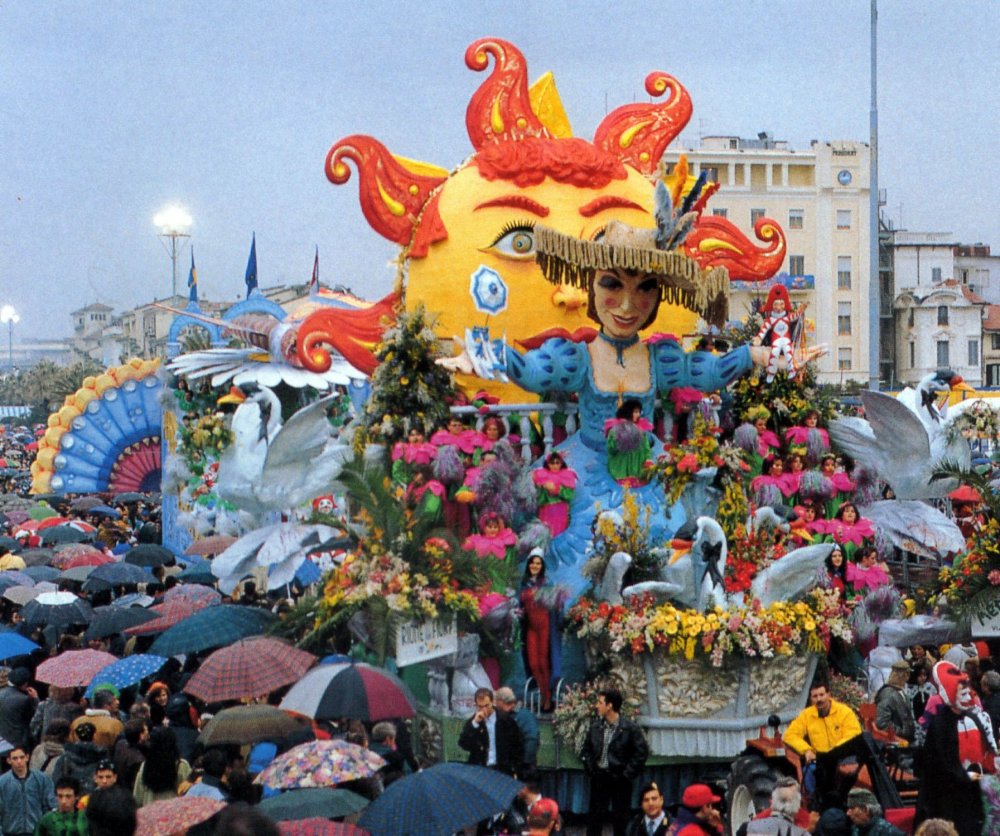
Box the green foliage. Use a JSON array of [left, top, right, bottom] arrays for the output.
[[0, 359, 105, 414]]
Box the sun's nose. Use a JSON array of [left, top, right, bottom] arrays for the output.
[[551, 283, 586, 311]]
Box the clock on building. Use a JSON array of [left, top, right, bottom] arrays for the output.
[[837, 169, 853, 186]]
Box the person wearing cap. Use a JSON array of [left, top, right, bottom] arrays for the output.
[[579, 688, 648, 836], [782, 680, 863, 809], [625, 782, 670, 836], [77, 758, 118, 809], [0, 668, 39, 755], [525, 797, 560, 836], [735, 777, 810, 836], [845, 788, 903, 836], [874, 660, 916, 742], [673, 783, 723, 836], [916, 660, 995, 836]]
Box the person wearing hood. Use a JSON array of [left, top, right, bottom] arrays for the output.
[[163, 694, 199, 764], [51, 721, 107, 797], [29, 718, 70, 778]]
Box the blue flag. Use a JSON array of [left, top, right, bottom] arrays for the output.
[[245, 233, 258, 297], [187, 249, 198, 303]]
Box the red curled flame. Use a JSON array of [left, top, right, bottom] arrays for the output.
[[296, 293, 400, 376], [683, 216, 787, 282], [593, 72, 693, 176], [465, 38, 551, 150], [326, 135, 447, 247]]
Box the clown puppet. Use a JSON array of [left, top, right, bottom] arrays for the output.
[[753, 285, 806, 383]]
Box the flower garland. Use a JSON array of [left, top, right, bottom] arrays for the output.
[[936, 518, 1000, 616], [724, 522, 785, 596], [567, 588, 850, 668], [945, 401, 1000, 443]]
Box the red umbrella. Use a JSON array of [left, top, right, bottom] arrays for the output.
[[948, 485, 983, 504], [162, 585, 222, 607], [123, 600, 204, 636], [35, 649, 118, 688], [136, 796, 226, 836], [63, 552, 116, 570], [51, 547, 109, 570], [184, 535, 237, 557], [184, 637, 316, 703], [278, 820, 369, 836], [280, 663, 417, 722], [36, 516, 72, 530]]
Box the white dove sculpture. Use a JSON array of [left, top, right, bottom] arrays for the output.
[[216, 387, 353, 516]]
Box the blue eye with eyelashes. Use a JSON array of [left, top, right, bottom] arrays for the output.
[[487, 222, 535, 260]]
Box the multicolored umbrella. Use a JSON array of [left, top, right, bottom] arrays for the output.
[[184, 637, 316, 703], [123, 600, 205, 636], [20, 591, 93, 628], [36, 516, 73, 530], [50, 545, 108, 570], [277, 819, 370, 836], [258, 788, 370, 823], [184, 535, 237, 557], [63, 552, 116, 570], [280, 663, 417, 722], [358, 763, 522, 836], [149, 605, 276, 656], [36, 648, 118, 688], [197, 705, 308, 747], [124, 544, 176, 568], [256, 740, 385, 791], [162, 584, 222, 607], [135, 796, 226, 836], [85, 604, 159, 641], [85, 654, 168, 698], [0, 630, 40, 660]]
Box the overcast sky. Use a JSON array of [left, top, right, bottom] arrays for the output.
[[1, 0, 997, 339]]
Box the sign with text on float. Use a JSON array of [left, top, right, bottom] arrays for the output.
[[395, 616, 458, 666]]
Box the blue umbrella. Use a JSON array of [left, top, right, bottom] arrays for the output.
[[294, 559, 322, 587], [178, 559, 217, 586], [85, 605, 158, 642], [0, 630, 40, 661], [149, 605, 276, 656], [358, 763, 522, 836], [88, 505, 121, 519], [22, 566, 59, 583], [469, 265, 509, 314], [84, 654, 167, 698], [83, 562, 152, 591], [0, 571, 34, 590]]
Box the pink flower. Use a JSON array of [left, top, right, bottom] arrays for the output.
[[677, 453, 700, 473], [989, 569, 1000, 586]]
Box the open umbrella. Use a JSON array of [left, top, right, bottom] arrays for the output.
[[22, 565, 59, 582], [136, 796, 226, 836], [280, 663, 417, 722], [197, 704, 308, 747], [184, 535, 237, 557], [278, 819, 369, 836], [0, 536, 21, 553], [5, 509, 30, 525], [162, 584, 222, 607], [0, 630, 40, 661], [58, 565, 98, 583], [123, 600, 204, 636], [0, 554, 26, 571], [87, 505, 121, 519], [114, 492, 146, 504], [70, 496, 105, 513], [40, 526, 91, 546], [83, 562, 153, 591], [258, 788, 370, 823], [51, 545, 108, 569], [28, 505, 59, 520], [112, 592, 155, 608], [36, 516, 72, 530], [85, 604, 159, 641], [177, 559, 218, 586], [0, 570, 35, 590], [149, 605, 276, 656], [124, 544, 176, 568], [63, 552, 116, 570], [85, 654, 168, 698], [19, 548, 55, 567], [184, 638, 316, 703], [20, 591, 93, 628], [256, 740, 385, 791], [358, 763, 522, 836], [3, 585, 42, 606], [36, 648, 118, 688]]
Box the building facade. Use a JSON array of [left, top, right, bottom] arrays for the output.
[[664, 136, 873, 385]]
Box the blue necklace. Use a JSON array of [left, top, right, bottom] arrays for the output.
[[598, 331, 639, 367]]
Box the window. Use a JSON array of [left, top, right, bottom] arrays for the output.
[[836, 210, 851, 229], [909, 341, 915, 367], [838, 348, 852, 370], [937, 340, 950, 367], [711, 208, 728, 219], [837, 302, 852, 335], [969, 339, 980, 366], [989, 364, 1000, 387], [937, 305, 949, 326], [702, 166, 719, 183], [932, 267, 942, 282], [788, 209, 804, 229], [750, 208, 766, 226], [837, 256, 852, 290], [908, 309, 915, 328], [992, 333, 1000, 350], [789, 255, 805, 275]]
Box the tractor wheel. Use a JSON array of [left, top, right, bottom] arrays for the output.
[[726, 753, 778, 835]]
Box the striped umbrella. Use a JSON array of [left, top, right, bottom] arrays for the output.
[[184, 638, 316, 703], [36, 648, 118, 688], [280, 662, 416, 722]]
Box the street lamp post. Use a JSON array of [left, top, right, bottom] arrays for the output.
[[153, 205, 192, 298], [0, 305, 19, 373]]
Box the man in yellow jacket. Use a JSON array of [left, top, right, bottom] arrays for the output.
[[782, 681, 863, 810]]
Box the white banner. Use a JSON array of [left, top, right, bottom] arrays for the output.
[[395, 616, 458, 666], [971, 597, 1000, 637]]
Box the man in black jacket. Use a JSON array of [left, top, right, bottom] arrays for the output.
[[579, 688, 649, 836], [458, 688, 524, 777]]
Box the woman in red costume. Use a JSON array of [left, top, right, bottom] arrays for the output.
[[532, 452, 577, 537], [519, 548, 561, 713]]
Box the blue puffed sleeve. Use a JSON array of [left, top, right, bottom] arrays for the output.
[[507, 338, 589, 396], [653, 341, 753, 393]]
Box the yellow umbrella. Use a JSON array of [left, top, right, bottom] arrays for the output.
[[0, 554, 27, 571]]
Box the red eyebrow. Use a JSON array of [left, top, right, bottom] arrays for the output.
[[474, 196, 550, 217], [578, 196, 648, 217]]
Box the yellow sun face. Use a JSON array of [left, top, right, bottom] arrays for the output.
[[405, 164, 701, 399]]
